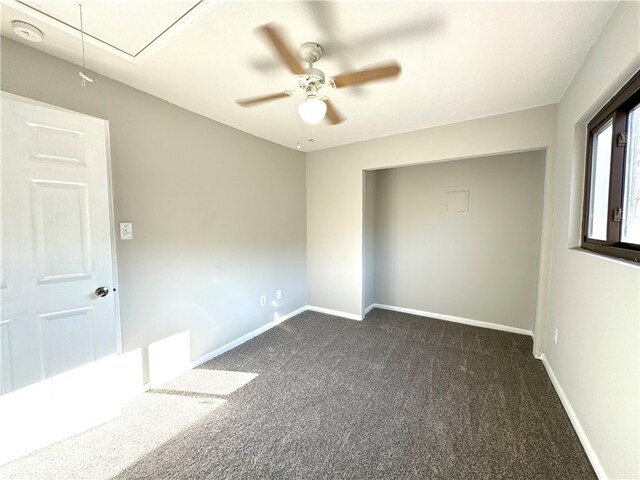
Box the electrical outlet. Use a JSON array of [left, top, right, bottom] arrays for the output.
[[276, 289, 282, 300], [553, 328, 558, 344], [260, 295, 266, 307]]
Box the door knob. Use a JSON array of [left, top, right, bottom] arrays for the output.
[[94, 286, 109, 297]]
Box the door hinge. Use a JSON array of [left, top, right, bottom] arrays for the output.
[[617, 132, 627, 147], [613, 207, 623, 222]]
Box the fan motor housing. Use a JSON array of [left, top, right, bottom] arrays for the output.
[[299, 42, 322, 65], [304, 67, 325, 83]]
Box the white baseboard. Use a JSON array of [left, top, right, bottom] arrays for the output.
[[189, 304, 533, 373], [136, 383, 150, 395], [190, 305, 308, 368], [539, 354, 607, 480], [306, 305, 363, 321], [372, 304, 533, 337], [191, 304, 364, 369]]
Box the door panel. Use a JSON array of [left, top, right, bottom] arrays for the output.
[[41, 307, 95, 377], [32, 180, 92, 283], [29, 122, 86, 165], [0, 93, 121, 464], [0, 320, 13, 394]]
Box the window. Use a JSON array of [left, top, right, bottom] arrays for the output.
[[582, 70, 640, 262]]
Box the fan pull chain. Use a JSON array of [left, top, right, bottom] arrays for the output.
[[308, 124, 315, 144], [78, 4, 93, 86], [296, 114, 303, 150]]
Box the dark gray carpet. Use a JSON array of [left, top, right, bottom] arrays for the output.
[[116, 309, 594, 480], [1, 309, 595, 479]]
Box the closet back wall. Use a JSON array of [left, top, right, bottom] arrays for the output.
[[1, 39, 307, 385], [373, 151, 545, 331]]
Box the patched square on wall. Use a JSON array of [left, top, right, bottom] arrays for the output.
[[445, 187, 470, 215]]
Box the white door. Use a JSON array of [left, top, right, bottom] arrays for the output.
[[0, 93, 121, 464]]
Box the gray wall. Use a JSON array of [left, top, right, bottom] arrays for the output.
[[1, 39, 307, 384], [543, 2, 639, 477], [373, 152, 545, 331], [363, 171, 377, 309], [306, 105, 556, 318]]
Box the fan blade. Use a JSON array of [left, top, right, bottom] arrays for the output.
[[331, 62, 401, 89], [324, 99, 345, 125], [236, 92, 290, 106], [258, 24, 305, 75]]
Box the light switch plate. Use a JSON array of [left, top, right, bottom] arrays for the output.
[[120, 222, 133, 240]]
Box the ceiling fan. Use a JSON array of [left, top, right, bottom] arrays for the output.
[[236, 24, 402, 125]]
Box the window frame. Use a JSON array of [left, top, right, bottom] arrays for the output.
[[582, 70, 640, 263]]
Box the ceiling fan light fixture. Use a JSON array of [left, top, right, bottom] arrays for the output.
[[298, 96, 327, 124], [237, 24, 401, 128]]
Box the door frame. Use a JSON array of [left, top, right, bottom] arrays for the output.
[[1, 90, 123, 355]]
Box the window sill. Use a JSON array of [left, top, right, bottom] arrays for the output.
[[571, 247, 640, 270]]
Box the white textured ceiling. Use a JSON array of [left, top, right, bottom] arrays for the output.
[[16, 0, 200, 56], [0, 1, 618, 152]]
